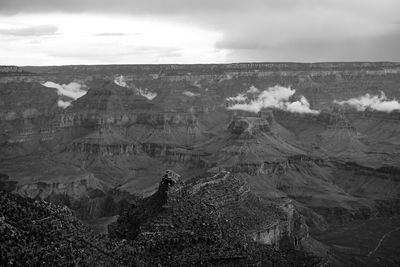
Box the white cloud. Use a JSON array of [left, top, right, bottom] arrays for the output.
[[227, 85, 319, 114], [114, 75, 127, 87], [334, 91, 400, 112], [42, 81, 87, 100], [114, 75, 157, 100], [137, 88, 157, 100], [286, 96, 319, 114], [0, 14, 226, 65], [226, 93, 247, 102], [57, 100, 72, 108], [182, 91, 200, 97], [246, 85, 259, 94]]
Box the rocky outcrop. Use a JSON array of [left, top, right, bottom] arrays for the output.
[[0, 82, 61, 158], [216, 155, 325, 176], [110, 170, 313, 260], [15, 174, 107, 201], [0, 65, 28, 76], [345, 109, 400, 121], [228, 116, 275, 138], [13, 172, 136, 220], [65, 127, 140, 156], [0, 173, 17, 192], [67, 142, 139, 156], [165, 147, 207, 166]]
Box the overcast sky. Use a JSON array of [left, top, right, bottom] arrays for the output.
[[0, 0, 399, 65]]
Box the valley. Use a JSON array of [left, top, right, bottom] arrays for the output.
[[1, 62, 400, 266]]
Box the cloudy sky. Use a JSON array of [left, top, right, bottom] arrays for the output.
[[0, 0, 399, 65]]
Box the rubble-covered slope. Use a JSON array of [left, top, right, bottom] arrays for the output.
[[0, 190, 138, 266]]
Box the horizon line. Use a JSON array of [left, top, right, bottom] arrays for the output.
[[11, 60, 400, 68]]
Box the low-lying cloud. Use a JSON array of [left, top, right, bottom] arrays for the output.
[[226, 85, 319, 114], [114, 75, 127, 87], [334, 91, 400, 112], [226, 93, 247, 102], [246, 85, 259, 94], [57, 100, 72, 108], [43, 81, 87, 100], [137, 88, 157, 100], [42, 81, 87, 108], [114, 75, 157, 100], [182, 91, 200, 97]]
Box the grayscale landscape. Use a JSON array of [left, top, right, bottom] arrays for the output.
[[1, 1, 399, 266]]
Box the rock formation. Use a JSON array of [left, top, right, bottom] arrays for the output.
[[109, 170, 320, 266]]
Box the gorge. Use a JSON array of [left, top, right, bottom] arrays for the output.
[[1, 62, 400, 266]]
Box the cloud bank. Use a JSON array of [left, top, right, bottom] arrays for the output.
[[334, 92, 400, 112], [226, 85, 319, 114], [0, 24, 58, 36], [1, 0, 400, 64]]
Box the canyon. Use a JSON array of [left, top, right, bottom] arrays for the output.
[[1, 62, 400, 266]]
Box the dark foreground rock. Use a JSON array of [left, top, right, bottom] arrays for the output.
[[0, 190, 139, 266]]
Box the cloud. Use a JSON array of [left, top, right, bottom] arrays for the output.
[[114, 75, 127, 87], [182, 91, 200, 97], [1, 0, 399, 63], [42, 81, 87, 100], [137, 88, 157, 100], [93, 32, 129, 36], [0, 24, 58, 36], [42, 36, 191, 64], [226, 93, 247, 102], [114, 75, 157, 100], [218, 29, 400, 62], [246, 85, 259, 94], [334, 92, 400, 112], [227, 85, 319, 114], [57, 100, 72, 109], [0, 0, 290, 15], [286, 96, 318, 114]]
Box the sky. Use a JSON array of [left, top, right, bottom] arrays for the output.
[[0, 0, 399, 65]]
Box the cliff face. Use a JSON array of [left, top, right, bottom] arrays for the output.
[[109, 170, 319, 266], [16, 174, 106, 200], [0, 65, 29, 76], [0, 82, 60, 158], [201, 114, 306, 170]]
